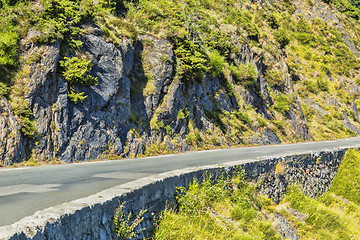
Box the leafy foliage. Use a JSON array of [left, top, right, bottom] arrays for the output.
[[59, 57, 97, 103], [11, 98, 37, 137], [208, 50, 225, 77], [114, 202, 146, 240], [60, 57, 97, 86], [174, 40, 208, 81], [274, 94, 291, 113], [229, 63, 258, 86], [274, 29, 290, 49]]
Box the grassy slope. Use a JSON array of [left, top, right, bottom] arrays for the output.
[[153, 149, 360, 239], [1, 0, 360, 159]]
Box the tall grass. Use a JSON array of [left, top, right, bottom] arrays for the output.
[[153, 149, 360, 239], [153, 174, 281, 240]]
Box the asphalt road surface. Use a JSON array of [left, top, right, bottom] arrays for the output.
[[0, 137, 359, 226]]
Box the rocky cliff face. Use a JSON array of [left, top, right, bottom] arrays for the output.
[[0, 98, 26, 165], [0, 32, 310, 164], [1, 0, 360, 165]]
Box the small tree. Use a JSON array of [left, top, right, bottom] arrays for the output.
[[59, 56, 98, 104], [60, 57, 97, 86]]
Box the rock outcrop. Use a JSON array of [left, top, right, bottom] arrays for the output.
[[0, 30, 324, 165], [0, 98, 26, 165]]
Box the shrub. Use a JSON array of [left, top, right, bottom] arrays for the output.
[[265, 68, 284, 87], [0, 82, 9, 96], [11, 98, 36, 137], [204, 31, 236, 56], [274, 29, 290, 49], [274, 94, 291, 113], [39, 0, 96, 47], [208, 50, 225, 77], [234, 111, 252, 126], [60, 57, 97, 104], [67, 90, 87, 104], [59, 57, 97, 86], [0, 30, 18, 66], [174, 40, 208, 81], [257, 116, 267, 127], [267, 13, 279, 29], [230, 62, 258, 86], [316, 78, 329, 92]]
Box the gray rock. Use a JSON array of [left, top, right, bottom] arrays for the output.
[[258, 77, 273, 106], [238, 85, 272, 119], [26, 41, 61, 161], [56, 34, 133, 161], [349, 82, 360, 96], [304, 99, 327, 116], [0, 98, 26, 165], [281, 59, 313, 141], [249, 129, 281, 145], [351, 99, 360, 119], [263, 129, 282, 144], [275, 213, 299, 240], [130, 36, 174, 120], [326, 72, 335, 82], [342, 112, 359, 135], [326, 97, 339, 107]]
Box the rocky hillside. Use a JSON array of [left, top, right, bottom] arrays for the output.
[[1, 0, 360, 165]]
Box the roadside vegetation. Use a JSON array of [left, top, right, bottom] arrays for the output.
[[150, 149, 360, 239]]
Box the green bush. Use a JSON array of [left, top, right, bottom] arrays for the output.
[[234, 111, 252, 126], [67, 90, 87, 104], [114, 202, 146, 240], [230, 62, 258, 86], [0, 82, 9, 96], [60, 57, 97, 104], [265, 68, 284, 87], [208, 50, 225, 77], [0, 30, 18, 66], [174, 40, 208, 81], [11, 98, 37, 137], [274, 28, 290, 49], [204, 31, 238, 56], [60, 57, 97, 86], [274, 94, 291, 113], [267, 13, 279, 29]]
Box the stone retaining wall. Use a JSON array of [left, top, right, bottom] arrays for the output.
[[0, 147, 350, 240]]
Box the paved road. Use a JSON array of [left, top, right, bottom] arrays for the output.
[[0, 137, 359, 226]]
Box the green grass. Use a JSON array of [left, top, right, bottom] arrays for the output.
[[281, 186, 360, 239], [153, 149, 360, 239], [331, 148, 360, 204], [153, 174, 281, 240]]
